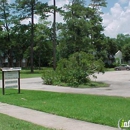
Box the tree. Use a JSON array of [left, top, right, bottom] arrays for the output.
[[34, 21, 52, 68], [116, 34, 130, 50], [52, 0, 56, 70], [0, 0, 18, 67], [15, 0, 48, 72], [58, 0, 91, 58], [10, 24, 31, 66], [57, 0, 107, 60], [89, 0, 107, 60], [90, 0, 107, 7], [123, 43, 130, 62], [104, 36, 118, 67]]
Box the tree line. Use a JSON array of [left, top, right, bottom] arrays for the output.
[[0, 0, 130, 72]]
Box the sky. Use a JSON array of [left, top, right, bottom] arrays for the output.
[[101, 0, 130, 38], [9, 0, 130, 38], [47, 0, 130, 38]]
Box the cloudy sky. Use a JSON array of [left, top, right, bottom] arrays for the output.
[[47, 0, 130, 38], [102, 0, 130, 38], [10, 0, 130, 38]]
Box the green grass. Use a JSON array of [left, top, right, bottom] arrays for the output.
[[0, 89, 130, 129], [20, 67, 53, 78], [54, 81, 109, 88], [78, 81, 109, 88], [0, 113, 53, 130], [20, 69, 42, 78], [0, 68, 53, 79], [105, 68, 115, 71]]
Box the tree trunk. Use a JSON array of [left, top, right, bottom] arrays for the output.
[[30, 0, 34, 73], [53, 0, 56, 70]]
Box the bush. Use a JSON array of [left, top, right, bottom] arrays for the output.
[[42, 70, 60, 85], [42, 51, 105, 87], [56, 51, 104, 87]]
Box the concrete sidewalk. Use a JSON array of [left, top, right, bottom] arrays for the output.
[[0, 102, 118, 130]]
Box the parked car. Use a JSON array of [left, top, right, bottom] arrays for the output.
[[115, 64, 130, 71]]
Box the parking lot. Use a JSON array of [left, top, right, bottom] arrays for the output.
[[91, 70, 130, 97]]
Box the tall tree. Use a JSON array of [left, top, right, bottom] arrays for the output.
[[34, 21, 52, 68], [15, 0, 48, 72], [89, 0, 107, 59], [53, 0, 56, 70], [116, 34, 128, 50], [30, 0, 35, 73], [0, 0, 17, 67], [58, 0, 90, 57], [117, 34, 130, 62], [90, 0, 107, 7], [57, 0, 107, 62], [10, 24, 31, 66]]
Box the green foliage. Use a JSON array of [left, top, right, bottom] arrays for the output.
[[114, 58, 120, 66], [58, 0, 107, 62], [42, 70, 60, 85], [123, 43, 130, 62], [42, 51, 104, 87], [3, 0, 130, 69], [57, 51, 104, 87]]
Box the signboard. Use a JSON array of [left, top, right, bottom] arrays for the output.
[[5, 80, 18, 88], [1, 67, 21, 95], [4, 71, 19, 79], [5, 85, 18, 88]]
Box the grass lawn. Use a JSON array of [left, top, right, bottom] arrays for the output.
[[20, 67, 53, 78], [0, 67, 52, 79], [105, 68, 115, 71], [0, 89, 130, 129], [79, 81, 109, 88], [0, 113, 53, 130], [20, 69, 42, 78], [55, 81, 109, 88]]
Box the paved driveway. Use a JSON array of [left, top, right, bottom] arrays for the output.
[[1, 71, 130, 97], [90, 71, 130, 97]]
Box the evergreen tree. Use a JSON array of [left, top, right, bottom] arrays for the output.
[[15, 0, 48, 72], [0, 0, 18, 67], [58, 0, 107, 60]]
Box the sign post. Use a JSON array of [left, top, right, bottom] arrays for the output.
[[1, 67, 21, 95], [2, 71, 4, 95]]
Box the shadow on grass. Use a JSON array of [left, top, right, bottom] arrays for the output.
[[4, 93, 24, 95], [0, 88, 24, 95]]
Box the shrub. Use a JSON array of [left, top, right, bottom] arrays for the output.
[[42, 70, 60, 85], [42, 51, 105, 87], [56, 51, 104, 87]]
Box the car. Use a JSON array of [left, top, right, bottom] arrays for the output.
[[114, 64, 130, 71]]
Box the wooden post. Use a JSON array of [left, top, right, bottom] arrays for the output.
[[2, 71, 5, 95], [18, 71, 20, 94]]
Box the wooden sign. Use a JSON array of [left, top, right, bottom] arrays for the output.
[[1, 67, 21, 95]]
